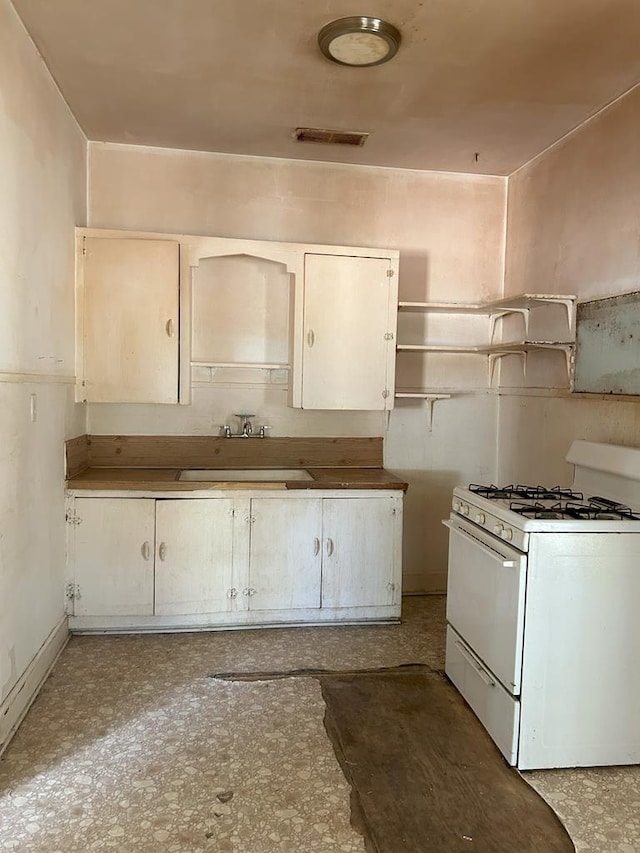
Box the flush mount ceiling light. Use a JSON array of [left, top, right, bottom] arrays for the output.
[[318, 17, 401, 67]]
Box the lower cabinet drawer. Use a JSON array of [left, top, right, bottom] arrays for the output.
[[445, 625, 520, 766]]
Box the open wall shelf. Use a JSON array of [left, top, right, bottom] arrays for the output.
[[395, 293, 577, 390], [398, 293, 577, 340]]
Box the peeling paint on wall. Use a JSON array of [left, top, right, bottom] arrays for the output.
[[575, 291, 640, 394]]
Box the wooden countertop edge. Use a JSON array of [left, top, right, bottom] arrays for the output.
[[65, 466, 408, 492]]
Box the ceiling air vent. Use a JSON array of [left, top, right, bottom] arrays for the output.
[[294, 127, 369, 146]]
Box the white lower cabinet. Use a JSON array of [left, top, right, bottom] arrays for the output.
[[70, 498, 156, 617], [154, 499, 235, 616], [67, 490, 403, 631], [322, 497, 399, 608], [70, 497, 235, 617], [248, 498, 322, 611]]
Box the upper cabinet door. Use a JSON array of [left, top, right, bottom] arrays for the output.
[[79, 238, 180, 403], [302, 254, 397, 410]]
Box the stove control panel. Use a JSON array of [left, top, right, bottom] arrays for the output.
[[451, 495, 527, 551]]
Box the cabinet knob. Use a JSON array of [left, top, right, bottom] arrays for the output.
[[227, 588, 238, 599], [326, 538, 334, 557], [307, 329, 315, 347], [165, 318, 175, 337], [141, 541, 151, 560], [313, 537, 320, 556], [158, 542, 167, 561]]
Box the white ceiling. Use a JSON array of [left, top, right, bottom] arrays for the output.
[[12, 0, 640, 175]]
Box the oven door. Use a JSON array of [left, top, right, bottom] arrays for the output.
[[444, 515, 526, 695]]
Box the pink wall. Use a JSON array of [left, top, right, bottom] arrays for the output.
[[89, 143, 505, 303], [0, 0, 86, 730], [501, 85, 640, 485]]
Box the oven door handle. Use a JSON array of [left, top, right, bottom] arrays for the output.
[[442, 519, 518, 568]]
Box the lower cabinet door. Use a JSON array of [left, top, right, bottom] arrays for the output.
[[71, 498, 156, 616], [248, 498, 322, 610], [154, 499, 235, 615], [321, 497, 398, 608]]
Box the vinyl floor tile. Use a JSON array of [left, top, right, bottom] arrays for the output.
[[0, 597, 637, 852]]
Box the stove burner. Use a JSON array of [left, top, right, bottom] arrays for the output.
[[509, 502, 565, 519], [508, 499, 640, 521], [564, 501, 640, 521], [470, 484, 583, 501], [590, 496, 627, 509], [521, 486, 584, 501], [469, 484, 529, 499]]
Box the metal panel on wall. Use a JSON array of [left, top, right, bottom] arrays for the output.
[[574, 291, 640, 394]]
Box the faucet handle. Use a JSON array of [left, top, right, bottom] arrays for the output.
[[258, 425, 271, 438], [220, 425, 232, 438]]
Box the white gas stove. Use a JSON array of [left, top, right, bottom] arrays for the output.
[[444, 440, 640, 770], [451, 481, 640, 551]]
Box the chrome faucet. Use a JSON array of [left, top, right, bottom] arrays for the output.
[[238, 414, 253, 437], [220, 414, 270, 439]]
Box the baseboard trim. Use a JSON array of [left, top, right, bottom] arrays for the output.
[[0, 616, 70, 755]]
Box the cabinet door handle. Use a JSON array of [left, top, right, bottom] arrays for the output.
[[141, 541, 151, 560], [165, 318, 175, 338], [158, 542, 167, 561], [313, 537, 320, 556], [326, 537, 334, 557], [307, 329, 315, 347]]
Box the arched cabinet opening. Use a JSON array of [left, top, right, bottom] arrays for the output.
[[191, 253, 292, 371]]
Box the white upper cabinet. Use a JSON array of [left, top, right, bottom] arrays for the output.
[[74, 229, 400, 409], [77, 236, 180, 403], [300, 254, 398, 410]]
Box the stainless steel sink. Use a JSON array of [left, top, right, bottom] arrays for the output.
[[177, 468, 314, 482]]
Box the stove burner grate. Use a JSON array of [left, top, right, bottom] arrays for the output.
[[564, 501, 640, 521], [509, 502, 565, 519], [508, 500, 640, 521], [470, 484, 583, 501]]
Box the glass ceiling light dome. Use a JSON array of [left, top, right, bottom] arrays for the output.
[[318, 17, 401, 67]]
